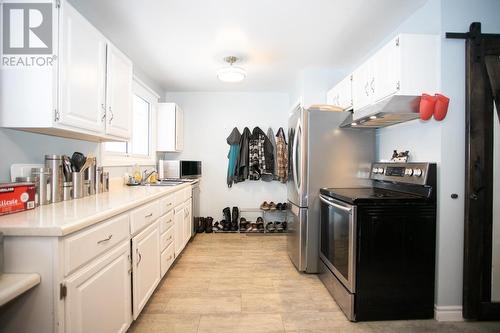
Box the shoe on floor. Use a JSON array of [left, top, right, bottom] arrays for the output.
[[232, 207, 239, 224], [275, 221, 283, 232], [269, 202, 277, 211], [239, 217, 247, 230], [223, 207, 231, 223], [197, 217, 206, 233], [276, 203, 282, 210], [266, 222, 276, 232], [260, 201, 270, 210], [205, 217, 214, 233]]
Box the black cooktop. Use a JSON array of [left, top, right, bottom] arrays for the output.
[[320, 187, 426, 204]]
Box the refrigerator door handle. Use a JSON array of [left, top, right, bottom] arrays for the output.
[[292, 119, 301, 196]]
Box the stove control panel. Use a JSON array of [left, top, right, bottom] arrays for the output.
[[370, 162, 433, 185]]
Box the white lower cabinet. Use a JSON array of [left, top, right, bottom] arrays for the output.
[[0, 186, 194, 333], [64, 241, 132, 333], [160, 242, 175, 278], [183, 200, 192, 247], [174, 206, 184, 257], [132, 221, 161, 319]]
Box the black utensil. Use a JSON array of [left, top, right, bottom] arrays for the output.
[[71, 152, 86, 172]]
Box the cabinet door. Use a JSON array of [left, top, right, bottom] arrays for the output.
[[59, 2, 106, 133], [339, 75, 353, 110], [106, 44, 133, 139], [372, 36, 401, 103], [352, 59, 373, 112], [132, 221, 160, 319], [175, 106, 184, 151], [174, 207, 184, 256], [65, 241, 132, 333], [326, 86, 340, 107], [183, 201, 192, 246]]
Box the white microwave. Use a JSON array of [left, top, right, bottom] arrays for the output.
[[158, 160, 202, 179]]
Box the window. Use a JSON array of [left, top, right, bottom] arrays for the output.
[[101, 78, 159, 166]]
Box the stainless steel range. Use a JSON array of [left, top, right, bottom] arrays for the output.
[[319, 162, 437, 321]]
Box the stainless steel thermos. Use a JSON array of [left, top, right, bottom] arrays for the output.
[[31, 167, 52, 206], [45, 155, 64, 203]]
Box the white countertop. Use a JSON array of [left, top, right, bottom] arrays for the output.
[[0, 273, 41, 306], [0, 183, 191, 237]]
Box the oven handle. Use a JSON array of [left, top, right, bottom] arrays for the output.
[[319, 195, 353, 214]]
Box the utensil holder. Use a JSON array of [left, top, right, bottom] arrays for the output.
[[72, 172, 84, 199]]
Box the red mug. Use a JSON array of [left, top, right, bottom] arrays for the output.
[[419, 94, 436, 121], [434, 94, 450, 121]]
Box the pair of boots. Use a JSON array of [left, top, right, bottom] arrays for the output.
[[221, 207, 239, 231], [196, 217, 213, 233]]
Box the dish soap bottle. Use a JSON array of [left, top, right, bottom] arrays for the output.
[[132, 164, 142, 184]]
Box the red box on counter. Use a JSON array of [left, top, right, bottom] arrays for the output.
[[0, 182, 36, 216]]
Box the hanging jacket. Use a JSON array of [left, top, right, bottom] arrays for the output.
[[235, 127, 251, 182], [249, 127, 274, 181], [261, 127, 277, 182], [276, 127, 288, 183], [226, 127, 241, 187]]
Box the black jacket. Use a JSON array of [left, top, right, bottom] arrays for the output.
[[235, 127, 251, 182]]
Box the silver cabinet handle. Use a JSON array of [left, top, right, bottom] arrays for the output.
[[370, 77, 375, 93], [136, 248, 142, 267], [97, 234, 113, 244], [108, 107, 114, 124], [145, 213, 153, 218], [101, 104, 106, 122], [319, 195, 353, 213], [364, 82, 369, 96]]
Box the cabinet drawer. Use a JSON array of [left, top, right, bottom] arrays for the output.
[[160, 242, 175, 278], [174, 186, 192, 206], [184, 187, 192, 201], [160, 226, 174, 252], [64, 213, 130, 276], [159, 210, 174, 234], [130, 200, 160, 234], [160, 194, 175, 216]]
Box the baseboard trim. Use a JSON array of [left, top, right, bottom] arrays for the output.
[[434, 305, 464, 321]]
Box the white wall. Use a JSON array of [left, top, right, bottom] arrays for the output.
[[0, 128, 99, 181], [290, 67, 345, 107], [163, 92, 289, 219]]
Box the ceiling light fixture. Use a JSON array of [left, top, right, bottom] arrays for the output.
[[217, 56, 246, 83]]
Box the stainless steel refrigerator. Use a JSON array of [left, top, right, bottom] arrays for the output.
[[287, 105, 375, 273]]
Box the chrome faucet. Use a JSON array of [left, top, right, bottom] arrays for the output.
[[142, 169, 157, 185]]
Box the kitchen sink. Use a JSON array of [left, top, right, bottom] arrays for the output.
[[143, 180, 186, 186]]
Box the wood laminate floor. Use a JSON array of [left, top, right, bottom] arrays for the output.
[[129, 233, 500, 333]]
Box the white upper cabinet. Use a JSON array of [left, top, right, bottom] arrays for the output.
[[157, 103, 184, 152], [59, 2, 107, 134], [327, 34, 439, 121], [352, 56, 374, 111], [105, 45, 133, 138], [327, 74, 353, 110], [0, 1, 133, 142]]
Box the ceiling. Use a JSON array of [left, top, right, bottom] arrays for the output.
[[70, 0, 427, 93]]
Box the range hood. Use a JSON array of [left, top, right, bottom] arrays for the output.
[[340, 95, 421, 128]]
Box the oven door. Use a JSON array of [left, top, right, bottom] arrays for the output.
[[319, 194, 356, 293]]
